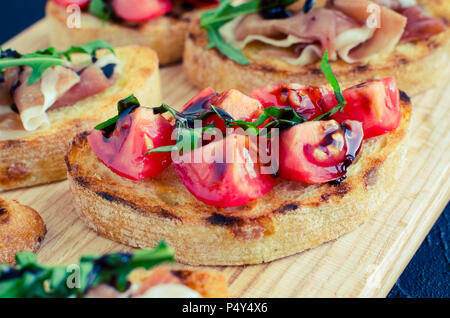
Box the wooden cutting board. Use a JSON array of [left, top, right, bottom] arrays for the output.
[[2, 19, 449, 298]]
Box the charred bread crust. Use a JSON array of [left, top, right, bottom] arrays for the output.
[[0, 198, 46, 264], [66, 97, 411, 265], [129, 268, 229, 297], [46, 1, 199, 65], [183, 0, 450, 95], [0, 46, 162, 191]]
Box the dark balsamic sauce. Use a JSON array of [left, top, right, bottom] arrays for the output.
[[0, 49, 22, 59], [181, 92, 218, 117], [10, 80, 21, 97], [327, 122, 363, 184], [101, 63, 116, 79], [259, 0, 291, 20], [101, 105, 138, 138], [10, 104, 19, 114]]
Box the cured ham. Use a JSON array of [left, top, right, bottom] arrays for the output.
[[1, 54, 118, 132], [222, 0, 406, 65], [328, 0, 407, 62], [4, 66, 80, 131], [50, 66, 115, 110], [400, 5, 446, 42], [363, 0, 446, 42], [222, 0, 445, 65]]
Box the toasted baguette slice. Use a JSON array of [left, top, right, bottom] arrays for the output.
[[0, 46, 162, 191], [0, 198, 46, 264], [46, 1, 197, 65], [66, 90, 411, 266], [183, 0, 450, 95]]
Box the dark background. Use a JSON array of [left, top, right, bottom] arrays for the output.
[[1, 0, 448, 298]]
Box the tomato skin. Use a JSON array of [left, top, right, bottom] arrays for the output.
[[112, 0, 172, 22], [321, 78, 401, 139], [173, 133, 275, 207], [181, 87, 217, 115], [88, 107, 174, 181], [54, 0, 90, 7], [252, 83, 326, 120], [278, 120, 363, 184]]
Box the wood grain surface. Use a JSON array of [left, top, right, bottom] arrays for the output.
[[1, 19, 449, 298]]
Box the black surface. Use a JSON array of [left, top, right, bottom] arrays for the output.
[[0, 0, 448, 298]]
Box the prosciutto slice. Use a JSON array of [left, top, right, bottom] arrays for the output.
[[1, 55, 117, 132], [4, 66, 80, 131], [222, 0, 407, 65], [328, 0, 407, 61], [50, 66, 115, 110], [400, 5, 446, 42]]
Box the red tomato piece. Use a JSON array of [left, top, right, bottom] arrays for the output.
[[88, 107, 174, 180], [54, 0, 90, 7], [180, 87, 217, 115], [252, 83, 327, 120], [212, 89, 262, 121], [112, 0, 172, 22], [182, 88, 262, 134], [321, 78, 401, 139], [278, 120, 363, 183], [173, 133, 275, 207]]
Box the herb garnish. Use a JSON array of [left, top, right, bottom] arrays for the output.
[[0, 40, 114, 85], [0, 241, 174, 298], [95, 94, 141, 133], [313, 50, 346, 121], [89, 0, 114, 21], [201, 0, 297, 65]]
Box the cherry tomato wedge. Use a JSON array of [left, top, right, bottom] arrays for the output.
[[112, 0, 172, 22], [279, 120, 363, 183], [173, 133, 275, 207], [88, 107, 174, 181], [181, 87, 217, 115], [252, 83, 326, 120], [54, 0, 90, 7], [321, 78, 401, 139], [182, 88, 262, 134]]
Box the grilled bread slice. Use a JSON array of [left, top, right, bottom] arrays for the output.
[[0, 46, 162, 191], [0, 198, 46, 264], [46, 1, 197, 65], [183, 0, 450, 95], [65, 90, 411, 266]]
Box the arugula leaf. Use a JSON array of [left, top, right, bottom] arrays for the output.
[[313, 50, 347, 121], [89, 0, 113, 21], [0, 241, 174, 298], [205, 27, 251, 65], [201, 0, 297, 28], [201, 0, 297, 65], [95, 94, 141, 131], [0, 41, 115, 85], [0, 54, 64, 85], [59, 40, 115, 61]]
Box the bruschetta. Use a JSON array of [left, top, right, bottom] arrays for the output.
[[183, 0, 449, 95], [0, 198, 46, 264], [0, 42, 162, 191], [65, 56, 412, 265], [0, 242, 228, 298], [46, 0, 219, 65]]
